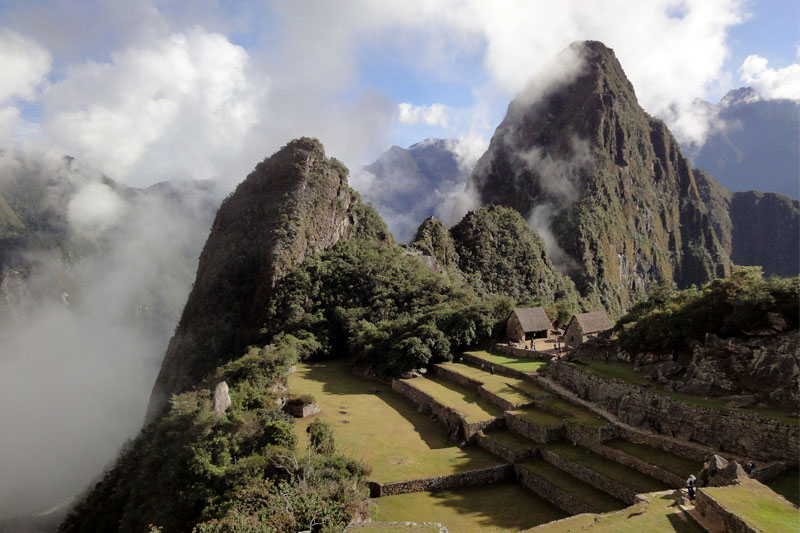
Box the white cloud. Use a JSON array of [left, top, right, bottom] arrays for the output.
[[0, 27, 51, 102], [739, 55, 800, 100], [43, 28, 264, 185], [397, 102, 450, 127], [67, 182, 128, 238]]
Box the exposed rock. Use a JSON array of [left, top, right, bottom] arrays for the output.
[[212, 382, 231, 414], [147, 138, 390, 420], [468, 40, 729, 316], [697, 454, 747, 487], [646, 361, 682, 383]]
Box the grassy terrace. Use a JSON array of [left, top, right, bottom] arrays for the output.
[[372, 481, 567, 532], [572, 359, 799, 426], [482, 428, 537, 453], [766, 468, 800, 506], [525, 491, 706, 532], [402, 375, 504, 423], [544, 442, 669, 494], [509, 407, 566, 429], [288, 361, 502, 483], [535, 394, 607, 428], [606, 440, 702, 478], [702, 479, 800, 533], [518, 460, 627, 513], [465, 350, 549, 373], [348, 524, 444, 532], [436, 361, 543, 405]]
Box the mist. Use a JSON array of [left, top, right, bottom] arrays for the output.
[[0, 150, 220, 520]]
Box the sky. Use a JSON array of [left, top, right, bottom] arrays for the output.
[[0, 0, 797, 190]]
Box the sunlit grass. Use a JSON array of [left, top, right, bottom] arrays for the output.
[[702, 479, 800, 533]]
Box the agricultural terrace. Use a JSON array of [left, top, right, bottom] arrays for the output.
[[287, 360, 501, 483], [465, 350, 549, 373], [701, 479, 800, 533]]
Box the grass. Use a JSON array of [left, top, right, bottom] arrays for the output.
[[605, 440, 702, 478], [574, 359, 799, 426], [510, 408, 566, 429], [288, 360, 502, 483], [465, 350, 549, 373], [518, 460, 627, 513], [436, 361, 544, 405], [765, 467, 800, 506], [702, 479, 800, 533], [402, 375, 504, 423], [482, 428, 537, 453], [525, 491, 705, 532], [348, 524, 443, 532], [371, 481, 566, 532], [535, 395, 608, 428], [544, 442, 669, 494]]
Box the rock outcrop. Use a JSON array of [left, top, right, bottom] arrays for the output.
[[147, 138, 389, 419], [468, 40, 730, 315]]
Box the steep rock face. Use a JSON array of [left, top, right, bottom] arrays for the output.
[[729, 191, 800, 277], [469, 41, 729, 315], [448, 206, 579, 315], [147, 138, 385, 418], [692, 171, 799, 277]]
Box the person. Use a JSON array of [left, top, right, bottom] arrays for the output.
[[605, 351, 610, 363], [747, 462, 757, 476], [686, 474, 696, 500], [490, 365, 495, 375]]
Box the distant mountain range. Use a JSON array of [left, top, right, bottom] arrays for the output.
[[688, 87, 799, 199]]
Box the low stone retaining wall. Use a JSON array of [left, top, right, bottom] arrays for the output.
[[461, 352, 536, 382], [695, 489, 758, 533], [368, 464, 514, 497], [474, 432, 535, 463], [616, 427, 712, 464], [494, 343, 551, 359], [432, 365, 533, 411], [505, 412, 564, 443], [547, 362, 800, 462], [540, 449, 637, 504], [514, 464, 598, 515], [588, 442, 685, 487], [564, 421, 620, 446], [391, 378, 501, 440]]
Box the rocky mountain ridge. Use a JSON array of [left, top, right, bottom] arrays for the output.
[[469, 40, 730, 316]]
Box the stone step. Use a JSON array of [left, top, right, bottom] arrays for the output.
[[516, 460, 627, 515], [505, 409, 567, 443], [475, 428, 537, 463], [541, 442, 670, 504]]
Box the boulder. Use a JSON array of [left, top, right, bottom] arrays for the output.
[[697, 454, 747, 487], [213, 381, 231, 414]]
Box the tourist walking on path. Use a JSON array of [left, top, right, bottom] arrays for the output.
[[687, 474, 696, 500]]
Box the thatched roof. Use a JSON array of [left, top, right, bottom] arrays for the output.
[[570, 311, 613, 334], [510, 307, 553, 332]]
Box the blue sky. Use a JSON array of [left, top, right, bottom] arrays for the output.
[[0, 0, 797, 187]]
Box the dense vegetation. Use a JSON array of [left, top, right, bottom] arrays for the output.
[[265, 235, 513, 375], [62, 334, 370, 532], [617, 267, 799, 353]]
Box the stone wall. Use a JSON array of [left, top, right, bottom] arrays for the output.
[[461, 353, 535, 382], [547, 362, 800, 462], [474, 432, 534, 463], [695, 489, 758, 533], [505, 412, 564, 443], [431, 365, 533, 411], [514, 464, 598, 515], [587, 442, 685, 487], [391, 378, 501, 440], [368, 464, 514, 497], [617, 427, 714, 464], [539, 449, 637, 504], [494, 343, 551, 359]]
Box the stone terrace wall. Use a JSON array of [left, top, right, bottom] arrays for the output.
[[587, 442, 685, 487], [539, 449, 637, 504], [617, 427, 713, 463], [514, 464, 598, 515], [547, 362, 800, 462], [494, 343, 552, 359], [368, 464, 513, 497], [474, 432, 534, 463], [432, 365, 533, 411], [461, 353, 535, 382], [391, 378, 501, 440], [505, 412, 564, 443], [695, 489, 758, 533]]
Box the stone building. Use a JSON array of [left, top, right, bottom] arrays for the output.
[[564, 311, 613, 347], [506, 307, 553, 343]]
